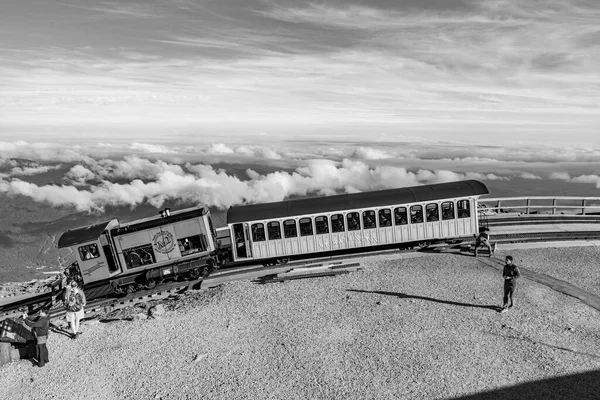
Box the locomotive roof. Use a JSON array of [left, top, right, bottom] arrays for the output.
[[227, 180, 489, 224], [111, 205, 208, 235], [58, 220, 114, 248]]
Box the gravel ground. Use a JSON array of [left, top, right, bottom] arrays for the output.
[[1, 247, 599, 400]]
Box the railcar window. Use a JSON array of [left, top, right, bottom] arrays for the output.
[[347, 212, 360, 231], [251, 223, 266, 242], [299, 218, 314, 236], [315, 216, 329, 234], [442, 202, 455, 220], [426, 203, 439, 222], [362, 210, 376, 229], [78, 243, 100, 261], [410, 205, 424, 224], [267, 222, 282, 240], [177, 235, 205, 256], [283, 219, 298, 238], [123, 244, 155, 269], [378, 209, 392, 227], [331, 214, 345, 233], [457, 200, 471, 218], [394, 207, 408, 225]]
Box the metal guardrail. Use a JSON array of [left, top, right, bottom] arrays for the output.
[[481, 196, 600, 216]]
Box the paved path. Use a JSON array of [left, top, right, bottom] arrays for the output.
[[479, 256, 600, 313]]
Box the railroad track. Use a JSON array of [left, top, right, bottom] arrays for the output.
[[3, 228, 600, 324]]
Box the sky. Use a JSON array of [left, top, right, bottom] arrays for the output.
[[0, 0, 599, 147]]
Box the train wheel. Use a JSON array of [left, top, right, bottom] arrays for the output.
[[201, 266, 210, 278], [145, 281, 157, 290], [418, 241, 431, 250], [277, 257, 290, 265], [126, 285, 136, 294], [189, 268, 201, 279]]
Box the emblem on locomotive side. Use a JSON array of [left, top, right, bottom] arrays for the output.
[[152, 231, 175, 254]]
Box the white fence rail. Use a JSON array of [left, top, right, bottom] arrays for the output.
[[480, 197, 600, 216]]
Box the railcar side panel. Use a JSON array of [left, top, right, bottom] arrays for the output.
[[75, 240, 111, 284], [378, 226, 394, 245]]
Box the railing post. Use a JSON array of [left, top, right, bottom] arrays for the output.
[[526, 199, 531, 214], [552, 199, 557, 215], [582, 199, 586, 215]]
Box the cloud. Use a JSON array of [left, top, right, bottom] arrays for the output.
[[520, 172, 542, 180], [0, 157, 510, 213], [549, 172, 571, 181], [9, 164, 62, 176]]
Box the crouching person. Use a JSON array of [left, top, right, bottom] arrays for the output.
[[22, 307, 50, 367]]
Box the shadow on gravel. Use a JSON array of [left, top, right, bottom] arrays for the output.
[[447, 369, 600, 400], [49, 322, 72, 338], [347, 289, 501, 311]]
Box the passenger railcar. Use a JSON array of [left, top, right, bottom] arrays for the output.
[[58, 206, 219, 294], [221, 180, 489, 264]]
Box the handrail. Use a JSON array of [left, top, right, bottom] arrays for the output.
[[481, 196, 600, 216]]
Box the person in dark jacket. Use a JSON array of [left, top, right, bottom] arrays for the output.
[[22, 308, 50, 367], [501, 256, 521, 313]]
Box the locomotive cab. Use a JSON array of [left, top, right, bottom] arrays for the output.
[[58, 220, 121, 285]]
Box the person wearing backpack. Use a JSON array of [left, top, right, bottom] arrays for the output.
[[64, 279, 86, 339]]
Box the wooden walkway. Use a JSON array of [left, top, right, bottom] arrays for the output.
[[479, 257, 600, 313]]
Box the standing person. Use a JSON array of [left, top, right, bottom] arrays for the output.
[[474, 227, 495, 257], [501, 255, 521, 313], [64, 279, 86, 339], [22, 307, 50, 367]]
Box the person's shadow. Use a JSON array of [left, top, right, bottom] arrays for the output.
[[49, 322, 73, 338], [347, 289, 502, 311]]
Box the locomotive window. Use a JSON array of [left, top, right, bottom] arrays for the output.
[[410, 205, 424, 224], [379, 209, 392, 227], [123, 244, 155, 269], [283, 219, 298, 238], [457, 200, 471, 218], [78, 243, 100, 261], [426, 203, 439, 222], [251, 223, 266, 242], [331, 214, 345, 233], [362, 210, 376, 229], [177, 235, 205, 256], [394, 207, 408, 225], [267, 221, 282, 240], [299, 218, 314, 237], [442, 202, 455, 220], [315, 216, 329, 234], [347, 212, 360, 231]]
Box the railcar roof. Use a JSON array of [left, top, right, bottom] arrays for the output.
[[227, 180, 489, 224], [58, 220, 113, 248], [111, 205, 207, 235]]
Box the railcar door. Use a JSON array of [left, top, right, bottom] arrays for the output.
[[232, 223, 251, 260], [100, 232, 121, 275], [456, 200, 472, 236]]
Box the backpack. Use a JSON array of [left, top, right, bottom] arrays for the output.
[[65, 289, 84, 312]]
